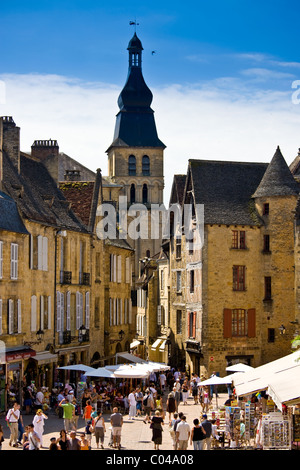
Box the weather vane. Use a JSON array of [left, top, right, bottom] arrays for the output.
[[129, 20, 139, 32]]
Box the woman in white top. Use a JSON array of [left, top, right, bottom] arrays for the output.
[[94, 411, 106, 449], [32, 409, 48, 448]]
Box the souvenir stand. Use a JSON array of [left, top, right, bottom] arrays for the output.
[[225, 406, 241, 447], [261, 412, 292, 450], [244, 403, 256, 443]]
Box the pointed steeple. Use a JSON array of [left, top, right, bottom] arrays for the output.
[[107, 33, 165, 150], [253, 146, 299, 198]]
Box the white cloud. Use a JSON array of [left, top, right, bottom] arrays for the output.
[[1, 72, 300, 204]]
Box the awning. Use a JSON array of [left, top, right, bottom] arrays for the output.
[[32, 351, 58, 365], [115, 352, 146, 364], [233, 351, 300, 398], [159, 340, 167, 351], [130, 340, 140, 349], [4, 346, 36, 363], [267, 369, 300, 411], [151, 339, 163, 350]]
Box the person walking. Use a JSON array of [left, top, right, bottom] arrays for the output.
[[68, 431, 81, 450], [174, 380, 181, 412], [150, 410, 164, 450], [83, 399, 93, 425], [128, 389, 137, 420], [135, 387, 143, 417], [58, 429, 70, 451], [190, 418, 206, 450], [94, 410, 106, 449], [175, 415, 191, 450], [201, 414, 212, 450], [6, 402, 20, 447], [110, 407, 123, 450], [32, 409, 48, 448], [59, 397, 75, 433], [28, 423, 40, 450], [143, 389, 154, 424], [166, 391, 176, 421]]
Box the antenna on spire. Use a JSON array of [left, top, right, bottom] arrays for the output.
[[129, 20, 139, 32]]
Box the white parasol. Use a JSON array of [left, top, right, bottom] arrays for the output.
[[58, 364, 95, 372], [226, 363, 254, 373]]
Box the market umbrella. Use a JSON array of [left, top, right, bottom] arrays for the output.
[[197, 375, 233, 386], [84, 367, 116, 378], [226, 363, 254, 373], [112, 364, 150, 379], [58, 364, 96, 372], [198, 375, 233, 409]]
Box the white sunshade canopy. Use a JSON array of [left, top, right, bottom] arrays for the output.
[[233, 351, 300, 399], [58, 364, 95, 372], [226, 363, 254, 373], [198, 375, 233, 386], [112, 364, 150, 378], [84, 367, 116, 378]]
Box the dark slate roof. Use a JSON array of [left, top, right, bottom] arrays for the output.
[[253, 146, 300, 198], [2, 152, 88, 233], [188, 159, 269, 226], [169, 174, 186, 206], [0, 191, 29, 234], [107, 34, 165, 151]]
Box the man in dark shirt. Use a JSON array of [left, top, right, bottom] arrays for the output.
[[201, 414, 212, 450], [110, 407, 123, 449]]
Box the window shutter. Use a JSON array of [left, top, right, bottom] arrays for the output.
[[48, 296, 52, 330], [117, 255, 122, 283], [113, 298, 116, 325], [85, 292, 90, 329], [66, 291, 71, 330], [114, 255, 117, 282], [37, 235, 43, 270], [223, 309, 232, 338], [31, 295, 37, 332], [126, 258, 130, 283], [247, 309, 256, 338], [40, 295, 44, 330], [129, 299, 132, 324], [17, 299, 21, 334], [11, 243, 18, 279], [124, 299, 128, 324], [193, 312, 197, 338], [8, 299, 14, 334], [119, 299, 123, 325], [42, 237, 48, 271], [57, 292, 61, 332]]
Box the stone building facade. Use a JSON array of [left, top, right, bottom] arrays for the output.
[[167, 148, 300, 378]]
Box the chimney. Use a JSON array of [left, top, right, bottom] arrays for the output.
[[31, 139, 59, 161], [1, 116, 20, 173], [31, 139, 59, 185]]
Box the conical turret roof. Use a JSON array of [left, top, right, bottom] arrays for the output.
[[253, 146, 299, 198]]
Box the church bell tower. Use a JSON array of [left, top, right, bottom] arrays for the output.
[[106, 32, 165, 279]]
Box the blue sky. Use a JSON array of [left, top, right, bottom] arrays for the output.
[[1, 0, 300, 201]]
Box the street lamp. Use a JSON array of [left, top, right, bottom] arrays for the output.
[[24, 329, 45, 346]]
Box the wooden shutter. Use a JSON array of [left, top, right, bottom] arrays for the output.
[[223, 309, 232, 338], [247, 308, 256, 338], [31, 295, 37, 332], [193, 312, 197, 338]]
